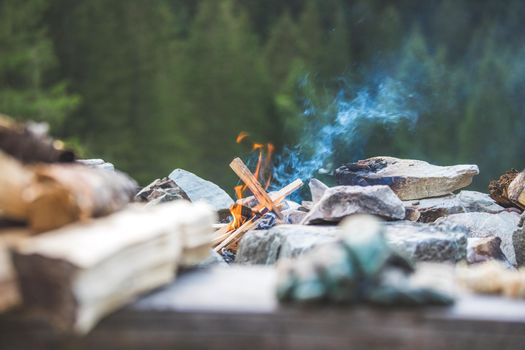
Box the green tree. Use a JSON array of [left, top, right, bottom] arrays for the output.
[[0, 0, 78, 129], [170, 0, 276, 187]]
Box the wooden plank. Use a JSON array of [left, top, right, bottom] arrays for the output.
[[3, 266, 525, 350], [229, 158, 282, 219]]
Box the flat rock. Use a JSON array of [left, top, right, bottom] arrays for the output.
[[236, 221, 467, 265], [169, 169, 233, 213], [301, 185, 405, 224], [404, 191, 504, 223], [436, 212, 521, 266], [335, 156, 479, 200]]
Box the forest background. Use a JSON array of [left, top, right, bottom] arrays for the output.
[[1, 0, 524, 193]]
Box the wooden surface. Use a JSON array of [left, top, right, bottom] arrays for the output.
[[2, 265, 525, 350]]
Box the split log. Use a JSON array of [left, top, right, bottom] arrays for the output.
[[489, 169, 525, 210], [0, 114, 74, 163], [0, 150, 138, 232], [11, 201, 215, 334], [26, 164, 138, 232], [0, 151, 34, 220], [0, 228, 32, 312]]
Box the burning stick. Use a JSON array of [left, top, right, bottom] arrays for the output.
[[213, 158, 303, 252], [229, 157, 283, 219]]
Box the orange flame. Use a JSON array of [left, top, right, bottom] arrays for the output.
[[227, 132, 275, 232]]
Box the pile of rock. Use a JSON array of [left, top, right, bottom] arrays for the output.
[[235, 157, 523, 268], [138, 157, 523, 270]]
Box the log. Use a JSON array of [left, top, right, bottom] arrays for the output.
[[0, 152, 138, 232], [26, 164, 138, 232], [229, 158, 282, 219], [11, 201, 215, 334], [489, 169, 525, 210], [0, 151, 34, 220], [0, 114, 75, 163], [0, 228, 32, 312]]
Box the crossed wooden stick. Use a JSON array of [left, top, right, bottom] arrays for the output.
[[213, 158, 303, 252]]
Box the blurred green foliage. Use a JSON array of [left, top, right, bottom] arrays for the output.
[[0, 0, 524, 191]]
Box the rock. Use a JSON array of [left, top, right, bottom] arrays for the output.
[[384, 221, 467, 263], [77, 158, 114, 171], [301, 185, 405, 224], [237, 221, 466, 265], [436, 212, 521, 266], [404, 207, 421, 221], [283, 209, 308, 224], [169, 169, 234, 213], [309, 178, 329, 203], [192, 250, 228, 269], [512, 214, 525, 266], [404, 191, 504, 223], [335, 156, 479, 200], [235, 225, 339, 265], [135, 177, 189, 204], [467, 236, 512, 267]]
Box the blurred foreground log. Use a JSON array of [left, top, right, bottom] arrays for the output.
[[0, 151, 137, 232], [27, 164, 137, 232], [0, 114, 74, 163], [489, 169, 525, 210], [11, 202, 215, 334]]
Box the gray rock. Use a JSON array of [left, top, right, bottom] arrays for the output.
[[136, 177, 189, 205], [512, 214, 525, 266], [283, 209, 308, 224], [436, 212, 521, 266], [193, 250, 228, 269], [335, 156, 479, 200], [169, 169, 233, 213], [309, 178, 329, 203], [384, 221, 467, 263], [236, 221, 467, 265], [301, 185, 405, 224], [404, 190, 504, 223], [235, 225, 339, 265], [77, 158, 114, 171], [467, 236, 512, 267]]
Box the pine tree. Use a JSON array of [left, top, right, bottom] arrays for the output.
[[0, 0, 78, 129]]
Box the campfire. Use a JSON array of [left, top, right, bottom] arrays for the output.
[[212, 132, 303, 252]]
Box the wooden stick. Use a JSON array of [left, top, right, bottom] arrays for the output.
[[237, 179, 304, 207], [229, 157, 282, 219], [214, 217, 261, 252]]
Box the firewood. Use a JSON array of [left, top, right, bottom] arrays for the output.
[[237, 179, 304, 207], [489, 169, 525, 210], [0, 151, 34, 220], [0, 228, 32, 312], [11, 201, 215, 334], [214, 217, 261, 252], [26, 164, 138, 232], [0, 114, 74, 163], [229, 158, 283, 219]]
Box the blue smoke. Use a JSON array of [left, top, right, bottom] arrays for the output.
[[271, 77, 420, 200]]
